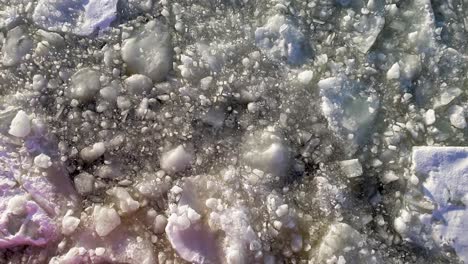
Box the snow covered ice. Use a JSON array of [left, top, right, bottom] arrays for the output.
[[1, 0, 468, 263]]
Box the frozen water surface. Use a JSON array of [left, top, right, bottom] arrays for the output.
[[0, 0, 467, 263]]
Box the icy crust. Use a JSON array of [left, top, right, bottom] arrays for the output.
[[318, 76, 379, 155], [396, 147, 468, 262], [32, 0, 118, 36]]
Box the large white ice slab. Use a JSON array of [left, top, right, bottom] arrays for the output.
[[411, 147, 468, 262], [32, 0, 118, 36]]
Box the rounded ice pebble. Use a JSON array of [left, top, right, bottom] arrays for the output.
[[124, 74, 153, 95], [160, 145, 192, 173], [122, 20, 172, 82], [69, 68, 101, 102], [9, 110, 31, 138], [34, 153, 52, 169]]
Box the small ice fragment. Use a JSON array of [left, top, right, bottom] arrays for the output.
[[153, 215, 168, 234], [121, 20, 172, 82], [62, 215, 80, 235], [93, 205, 121, 237], [69, 68, 101, 103], [448, 105, 466, 129], [95, 247, 106, 256], [339, 159, 363, 178], [424, 109, 436, 126], [80, 142, 106, 163], [160, 145, 192, 174], [187, 207, 201, 223], [386, 63, 400, 80], [110, 187, 140, 214], [7, 195, 28, 215], [74, 172, 94, 195], [124, 74, 153, 95], [275, 204, 288, 218], [298, 70, 314, 85], [9, 110, 31, 138], [34, 154, 52, 169]]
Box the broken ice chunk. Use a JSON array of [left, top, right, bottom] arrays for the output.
[[8, 110, 31, 138], [62, 213, 80, 235], [32, 0, 118, 36], [404, 147, 468, 262], [34, 153, 52, 169], [122, 20, 172, 82], [124, 74, 153, 95], [434, 87, 463, 109], [255, 14, 310, 65], [448, 105, 466, 129], [316, 222, 381, 263], [318, 76, 379, 155], [109, 187, 140, 214], [74, 172, 95, 195], [93, 205, 121, 237], [0, 6, 19, 29], [69, 68, 101, 103], [80, 142, 106, 163], [339, 159, 363, 178], [386, 63, 400, 80], [298, 70, 314, 85], [1, 26, 33, 67], [160, 145, 192, 174], [349, 14, 385, 54], [243, 131, 290, 176], [424, 109, 436, 126], [166, 184, 219, 263], [77, 0, 119, 36]]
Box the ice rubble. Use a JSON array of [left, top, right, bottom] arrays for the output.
[[32, 0, 118, 36], [396, 147, 468, 262]]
